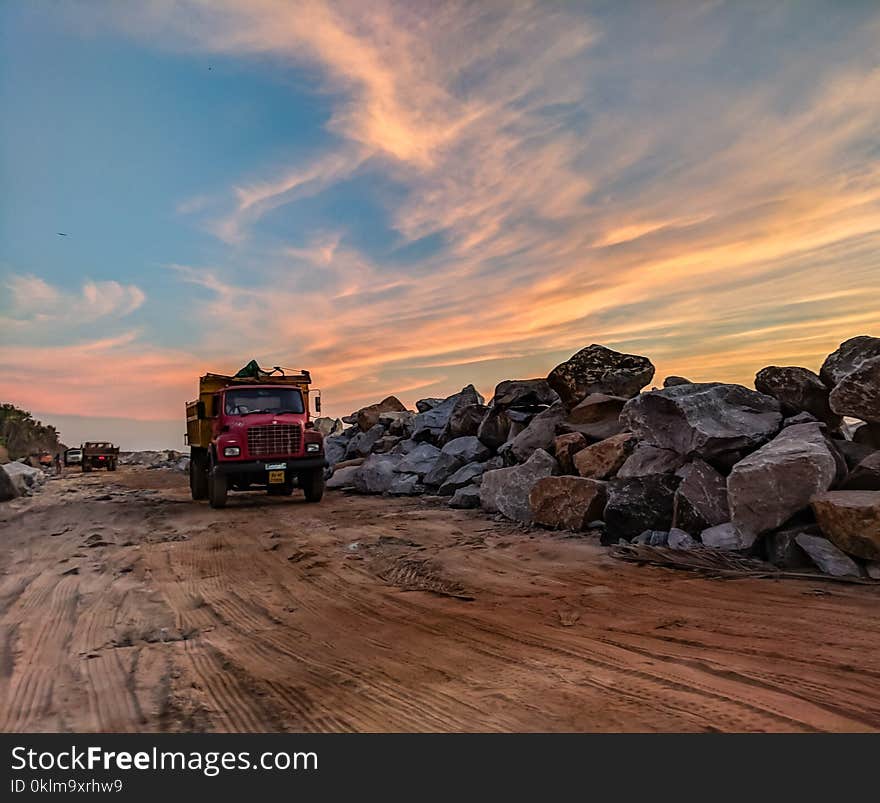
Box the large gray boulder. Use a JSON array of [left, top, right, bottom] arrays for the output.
[[727, 422, 838, 540], [547, 344, 655, 407], [829, 356, 880, 423], [529, 476, 607, 531], [480, 449, 558, 524], [412, 385, 484, 444], [444, 403, 488, 440], [561, 393, 626, 441], [396, 442, 441, 477], [795, 533, 861, 577], [314, 417, 344, 437], [617, 444, 686, 479], [700, 522, 754, 551], [754, 366, 840, 428], [491, 379, 559, 410], [326, 465, 360, 489], [344, 424, 386, 460], [438, 461, 486, 496], [509, 403, 566, 463], [1, 462, 45, 497], [672, 459, 729, 534], [603, 474, 680, 543], [476, 407, 511, 450], [416, 397, 445, 413], [388, 473, 423, 495], [0, 466, 18, 502], [820, 335, 880, 387], [423, 436, 492, 487], [324, 429, 357, 467], [352, 454, 401, 494], [621, 383, 782, 467], [449, 485, 481, 509]]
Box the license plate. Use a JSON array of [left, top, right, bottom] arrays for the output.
[[268, 470, 285, 484], [266, 463, 286, 470]]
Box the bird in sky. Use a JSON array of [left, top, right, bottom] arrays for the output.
[[57, 232, 68, 237]]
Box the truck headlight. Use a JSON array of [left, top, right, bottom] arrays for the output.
[[306, 442, 321, 453], [223, 446, 241, 457]]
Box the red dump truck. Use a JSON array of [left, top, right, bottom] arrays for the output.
[[185, 362, 325, 508], [81, 442, 119, 472]]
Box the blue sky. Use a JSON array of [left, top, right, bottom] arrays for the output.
[[1, 1, 879, 449]]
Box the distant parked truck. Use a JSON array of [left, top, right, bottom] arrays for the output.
[[81, 442, 119, 472], [185, 361, 326, 509]]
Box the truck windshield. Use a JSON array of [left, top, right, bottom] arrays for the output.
[[224, 388, 305, 416]]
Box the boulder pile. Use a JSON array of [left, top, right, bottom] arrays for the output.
[[0, 460, 47, 501], [119, 451, 190, 472], [325, 337, 880, 580]]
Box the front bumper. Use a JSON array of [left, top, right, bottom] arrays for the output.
[[213, 456, 327, 476]]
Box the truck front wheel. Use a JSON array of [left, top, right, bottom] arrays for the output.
[[208, 465, 228, 508], [301, 468, 324, 503], [190, 450, 209, 500]]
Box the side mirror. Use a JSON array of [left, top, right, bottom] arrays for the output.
[[196, 401, 206, 420], [314, 395, 322, 413]]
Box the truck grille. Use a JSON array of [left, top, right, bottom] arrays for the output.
[[247, 424, 301, 457]]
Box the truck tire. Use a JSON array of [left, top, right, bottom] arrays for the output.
[[190, 450, 209, 500], [82, 460, 92, 473], [208, 466, 228, 508], [301, 468, 324, 503]]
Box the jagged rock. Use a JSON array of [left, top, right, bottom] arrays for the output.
[[754, 366, 840, 428], [412, 385, 484, 444], [510, 403, 566, 463], [727, 423, 838, 540], [668, 528, 699, 550], [833, 438, 875, 470], [326, 465, 360, 489], [477, 407, 511, 449], [603, 474, 679, 543], [783, 412, 820, 427], [573, 433, 637, 480], [344, 424, 386, 460], [700, 522, 753, 551], [663, 376, 692, 387], [852, 422, 880, 448], [553, 432, 588, 475], [390, 438, 419, 456], [829, 356, 880, 423], [529, 476, 607, 530], [795, 534, 861, 577], [633, 530, 668, 546], [416, 398, 445, 413], [378, 410, 415, 437], [389, 473, 423, 495], [506, 409, 538, 424], [621, 382, 782, 467], [547, 344, 655, 407], [1, 462, 45, 497], [373, 436, 403, 453], [444, 403, 488, 440], [491, 379, 559, 410], [314, 417, 344, 436], [0, 466, 18, 502], [811, 490, 880, 560], [352, 454, 401, 494], [618, 445, 686, 479], [356, 396, 408, 432], [480, 449, 558, 524], [820, 335, 880, 387], [671, 459, 728, 534], [439, 462, 486, 496], [449, 486, 481, 509], [396, 443, 441, 477], [841, 451, 880, 490], [333, 457, 365, 470], [561, 394, 626, 441], [764, 525, 818, 569], [424, 436, 492, 487]]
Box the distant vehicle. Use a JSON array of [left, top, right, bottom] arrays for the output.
[[65, 448, 83, 466], [185, 362, 325, 508], [81, 442, 119, 472], [37, 451, 53, 469]]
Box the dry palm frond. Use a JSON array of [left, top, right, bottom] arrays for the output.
[[610, 543, 880, 585]]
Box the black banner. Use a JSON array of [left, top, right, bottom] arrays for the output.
[[0, 733, 874, 798]]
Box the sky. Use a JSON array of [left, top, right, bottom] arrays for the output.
[[1, 1, 879, 450]]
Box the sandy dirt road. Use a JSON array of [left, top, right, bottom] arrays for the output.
[[1, 466, 879, 733]]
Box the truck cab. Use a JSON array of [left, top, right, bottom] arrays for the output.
[[186, 366, 325, 508]]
